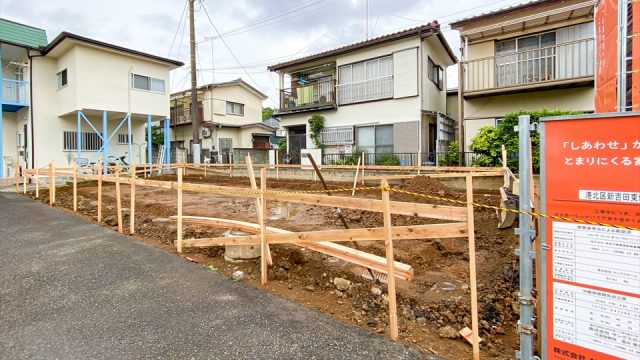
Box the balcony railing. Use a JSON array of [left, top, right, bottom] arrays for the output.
[[1, 79, 29, 106], [337, 75, 393, 105], [280, 79, 336, 111], [463, 38, 595, 94]]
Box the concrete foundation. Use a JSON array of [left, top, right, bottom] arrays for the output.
[[223, 229, 260, 261]]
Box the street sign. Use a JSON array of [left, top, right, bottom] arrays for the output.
[[540, 112, 640, 360]]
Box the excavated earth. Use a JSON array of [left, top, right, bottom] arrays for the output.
[[27, 173, 521, 359]]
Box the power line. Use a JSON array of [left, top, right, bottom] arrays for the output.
[[167, 0, 189, 57], [198, 0, 277, 107]]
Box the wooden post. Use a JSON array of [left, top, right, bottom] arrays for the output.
[[130, 165, 136, 234], [275, 150, 279, 180], [246, 154, 272, 265], [260, 168, 268, 285], [97, 164, 103, 222], [229, 153, 233, 177], [35, 165, 39, 198], [204, 163, 207, 177], [48, 162, 55, 205], [115, 168, 123, 234], [465, 175, 480, 360], [73, 161, 78, 212], [417, 153, 421, 175], [352, 156, 361, 196], [22, 162, 27, 194], [177, 167, 183, 253], [14, 163, 19, 193], [361, 152, 365, 185], [381, 179, 398, 340]]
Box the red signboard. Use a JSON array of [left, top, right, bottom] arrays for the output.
[[542, 113, 640, 360]]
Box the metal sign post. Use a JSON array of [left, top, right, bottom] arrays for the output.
[[515, 115, 536, 360]]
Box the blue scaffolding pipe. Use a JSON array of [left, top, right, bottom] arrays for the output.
[[102, 111, 107, 175], [127, 113, 132, 166], [163, 118, 170, 165], [146, 114, 152, 165]]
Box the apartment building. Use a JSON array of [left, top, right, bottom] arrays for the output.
[[267, 22, 457, 165], [0, 18, 182, 179], [451, 0, 596, 150], [168, 78, 272, 163]]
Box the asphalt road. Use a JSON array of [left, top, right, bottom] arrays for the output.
[[0, 193, 428, 359]]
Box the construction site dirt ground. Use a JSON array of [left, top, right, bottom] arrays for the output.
[[26, 173, 521, 359]]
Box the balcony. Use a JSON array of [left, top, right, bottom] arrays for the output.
[[337, 76, 393, 105], [462, 38, 595, 97], [279, 79, 336, 113], [1, 79, 29, 111]]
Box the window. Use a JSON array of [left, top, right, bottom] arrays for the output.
[[131, 74, 165, 93], [63, 131, 103, 151], [495, 118, 504, 127], [427, 57, 443, 90], [118, 133, 131, 144], [356, 125, 393, 154], [337, 56, 393, 105], [57, 69, 68, 89], [495, 31, 557, 87], [226, 101, 244, 116], [320, 126, 354, 146]]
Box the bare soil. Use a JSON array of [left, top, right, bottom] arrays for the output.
[[28, 173, 520, 359]]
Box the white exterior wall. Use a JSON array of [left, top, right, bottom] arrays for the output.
[[1, 111, 18, 177], [27, 42, 174, 169], [421, 36, 449, 113], [201, 85, 263, 125]]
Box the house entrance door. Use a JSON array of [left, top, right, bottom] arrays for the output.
[[219, 138, 232, 164], [287, 126, 306, 164]]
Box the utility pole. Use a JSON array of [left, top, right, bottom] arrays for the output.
[[189, 0, 201, 163], [205, 36, 217, 84], [365, 0, 369, 40]]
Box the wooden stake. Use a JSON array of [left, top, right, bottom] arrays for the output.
[[22, 162, 27, 194], [352, 156, 361, 196], [204, 163, 207, 177], [177, 167, 183, 253], [48, 162, 54, 205], [97, 164, 103, 222], [246, 154, 272, 265], [465, 175, 480, 360], [275, 150, 279, 180], [73, 162, 78, 212], [15, 163, 19, 193], [381, 179, 398, 340], [35, 165, 39, 198], [115, 168, 123, 234], [229, 153, 233, 177], [130, 166, 136, 234], [260, 168, 268, 285]]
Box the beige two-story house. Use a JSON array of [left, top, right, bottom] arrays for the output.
[[1, 17, 183, 179], [451, 0, 596, 151], [168, 78, 272, 163], [267, 22, 457, 165]]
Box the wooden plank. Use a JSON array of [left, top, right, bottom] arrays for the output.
[[465, 175, 480, 359], [177, 167, 183, 253], [115, 169, 123, 234], [73, 162, 78, 212], [22, 162, 27, 194], [247, 154, 272, 265], [183, 222, 468, 247], [15, 163, 19, 193], [130, 167, 136, 234], [174, 216, 414, 280], [361, 171, 502, 181], [260, 168, 268, 285], [361, 152, 365, 185], [381, 179, 398, 340]]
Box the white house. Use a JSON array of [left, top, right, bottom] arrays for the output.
[[267, 22, 457, 165], [168, 78, 273, 163], [0, 18, 183, 180]]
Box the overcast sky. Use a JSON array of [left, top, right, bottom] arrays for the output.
[[0, 0, 527, 107]]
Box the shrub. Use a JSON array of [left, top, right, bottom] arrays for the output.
[[377, 153, 401, 166], [438, 140, 460, 166]]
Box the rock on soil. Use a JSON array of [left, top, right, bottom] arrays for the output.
[[232, 271, 244, 281], [333, 277, 351, 291], [438, 325, 459, 339], [103, 215, 117, 226]]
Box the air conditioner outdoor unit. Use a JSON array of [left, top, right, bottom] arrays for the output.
[[201, 128, 212, 138]]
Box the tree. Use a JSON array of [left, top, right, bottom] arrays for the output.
[[262, 107, 276, 121], [150, 125, 164, 146], [469, 109, 581, 172]]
